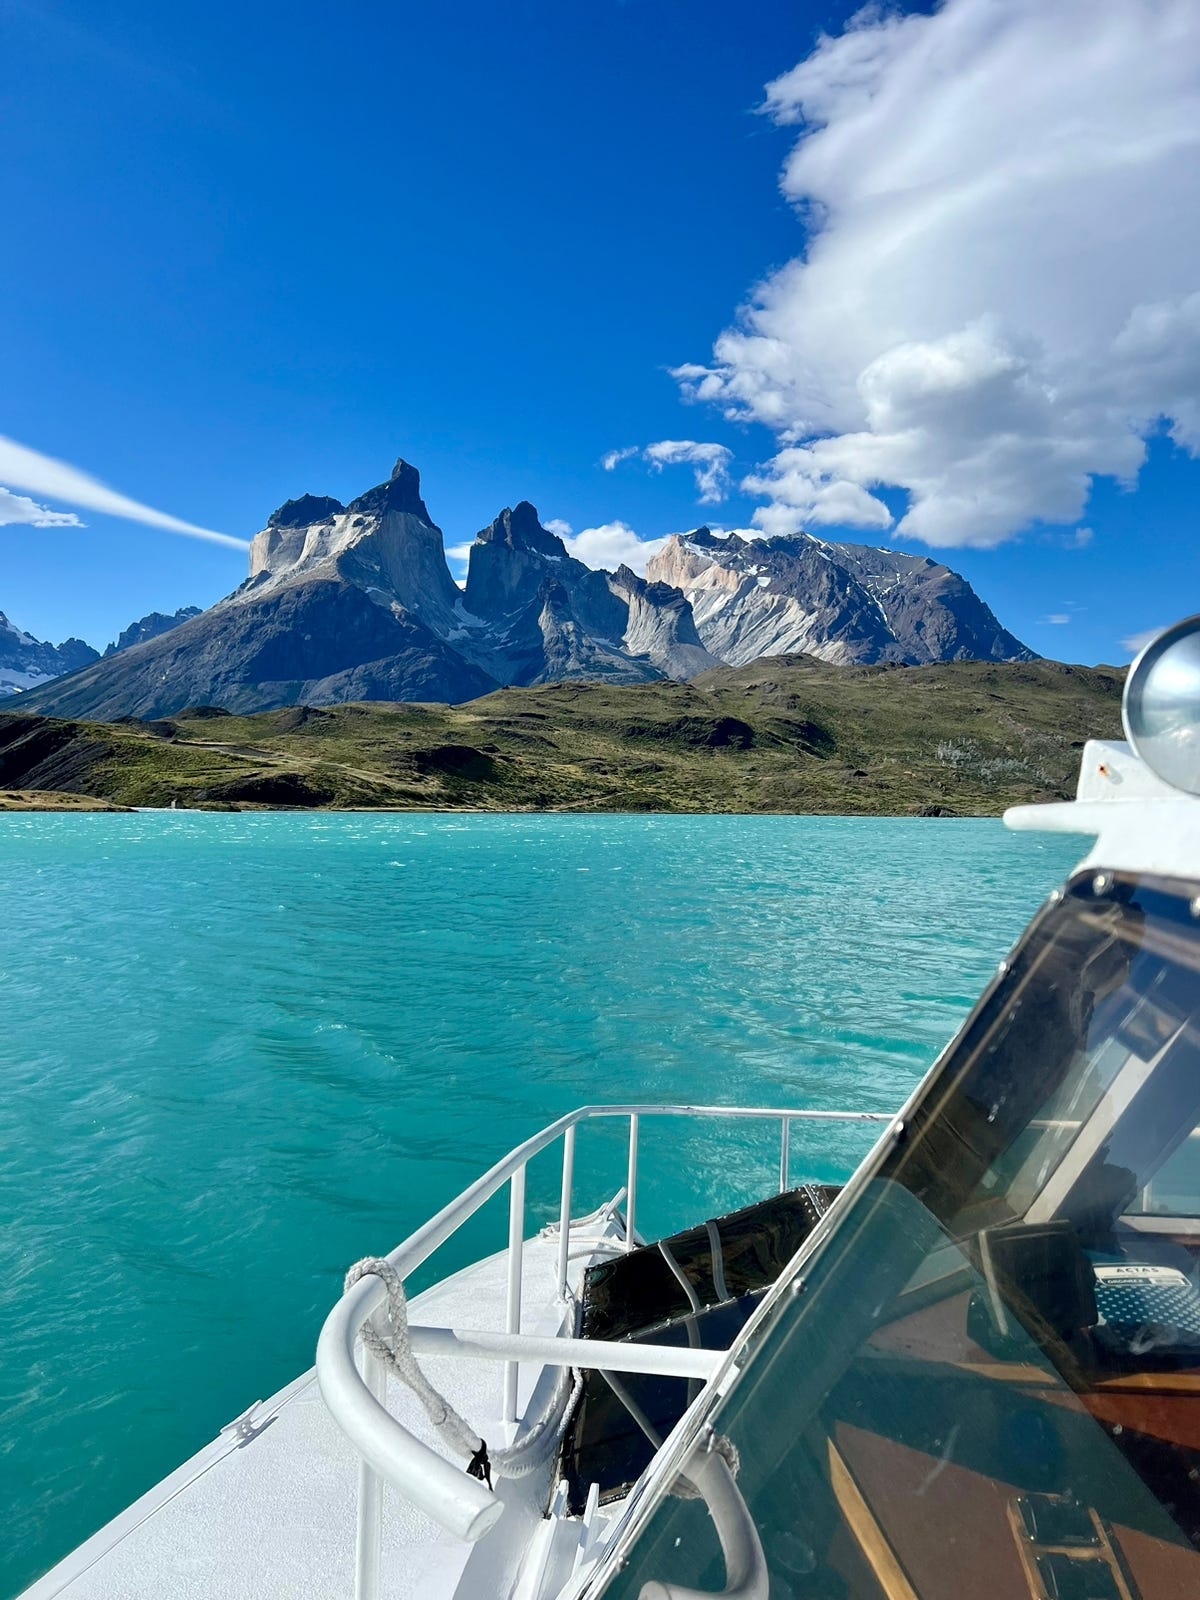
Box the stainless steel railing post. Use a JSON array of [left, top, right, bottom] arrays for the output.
[[557, 1123, 576, 1300], [502, 1163, 526, 1424], [354, 1341, 387, 1600], [625, 1113, 640, 1252], [779, 1116, 791, 1194]]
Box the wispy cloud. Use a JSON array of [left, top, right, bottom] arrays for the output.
[[676, 0, 1200, 547], [643, 441, 732, 504], [0, 487, 84, 529], [601, 440, 734, 504], [0, 436, 248, 549], [1041, 613, 1071, 625], [1121, 626, 1164, 656]]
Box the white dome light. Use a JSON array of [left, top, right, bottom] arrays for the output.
[[1123, 616, 1200, 797]]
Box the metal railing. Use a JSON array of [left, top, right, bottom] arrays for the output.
[[315, 1103, 893, 1599]]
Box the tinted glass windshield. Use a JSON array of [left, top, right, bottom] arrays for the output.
[[591, 872, 1200, 1600]]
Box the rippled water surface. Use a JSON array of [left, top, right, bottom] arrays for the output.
[[0, 812, 1086, 1594]]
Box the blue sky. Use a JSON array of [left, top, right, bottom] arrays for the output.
[[4, 0, 1198, 664]]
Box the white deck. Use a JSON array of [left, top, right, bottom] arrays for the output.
[[24, 1225, 619, 1600]]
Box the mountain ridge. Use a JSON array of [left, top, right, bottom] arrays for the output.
[[648, 528, 1033, 666], [15, 457, 1036, 721]]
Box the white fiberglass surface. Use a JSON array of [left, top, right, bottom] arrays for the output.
[[24, 1229, 599, 1600]]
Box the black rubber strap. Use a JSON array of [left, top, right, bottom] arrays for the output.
[[466, 1441, 493, 1490]]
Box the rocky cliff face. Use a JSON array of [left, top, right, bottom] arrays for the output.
[[648, 529, 1035, 667], [247, 460, 467, 641], [0, 613, 98, 697]]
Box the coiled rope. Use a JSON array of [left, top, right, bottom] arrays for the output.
[[345, 1256, 583, 1489]]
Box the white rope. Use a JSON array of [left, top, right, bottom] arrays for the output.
[[346, 1257, 483, 1459], [345, 1256, 583, 1486], [494, 1362, 585, 1479]]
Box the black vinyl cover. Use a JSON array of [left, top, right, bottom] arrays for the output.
[[563, 1185, 840, 1510]]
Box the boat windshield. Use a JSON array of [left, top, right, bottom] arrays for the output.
[[589, 871, 1200, 1600]]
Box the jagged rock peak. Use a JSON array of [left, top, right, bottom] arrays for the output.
[[103, 606, 202, 658], [346, 458, 433, 523], [682, 526, 726, 549], [477, 501, 565, 557], [608, 565, 687, 609], [268, 494, 346, 529]]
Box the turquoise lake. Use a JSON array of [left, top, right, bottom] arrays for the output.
[[0, 812, 1086, 1595]]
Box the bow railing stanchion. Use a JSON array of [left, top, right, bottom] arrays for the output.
[[355, 1337, 387, 1600], [557, 1123, 576, 1300], [779, 1116, 791, 1194], [503, 1163, 526, 1425], [625, 1113, 640, 1253]]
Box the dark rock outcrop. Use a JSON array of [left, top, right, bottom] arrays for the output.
[[268, 494, 345, 529], [103, 607, 202, 657], [346, 458, 432, 521]]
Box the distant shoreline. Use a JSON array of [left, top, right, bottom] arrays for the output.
[[0, 790, 132, 813], [0, 793, 1023, 820], [0, 656, 1123, 819]]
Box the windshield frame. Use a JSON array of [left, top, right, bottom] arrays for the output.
[[577, 864, 1200, 1597]]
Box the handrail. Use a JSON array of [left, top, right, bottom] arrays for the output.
[[407, 1325, 724, 1379], [639, 1438, 769, 1600], [315, 1103, 893, 1596]]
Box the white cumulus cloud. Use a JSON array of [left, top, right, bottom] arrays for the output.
[[675, 0, 1200, 547], [642, 440, 733, 504], [600, 440, 734, 504], [0, 487, 84, 529], [561, 521, 669, 575], [0, 435, 248, 549]]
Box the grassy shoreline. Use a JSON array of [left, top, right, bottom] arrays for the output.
[[0, 656, 1124, 818]]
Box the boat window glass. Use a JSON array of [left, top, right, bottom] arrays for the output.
[[587, 872, 1200, 1600]]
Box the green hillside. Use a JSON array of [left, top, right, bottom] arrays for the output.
[[0, 656, 1125, 815]]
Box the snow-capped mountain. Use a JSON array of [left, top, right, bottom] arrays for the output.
[[0, 614, 98, 698]]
